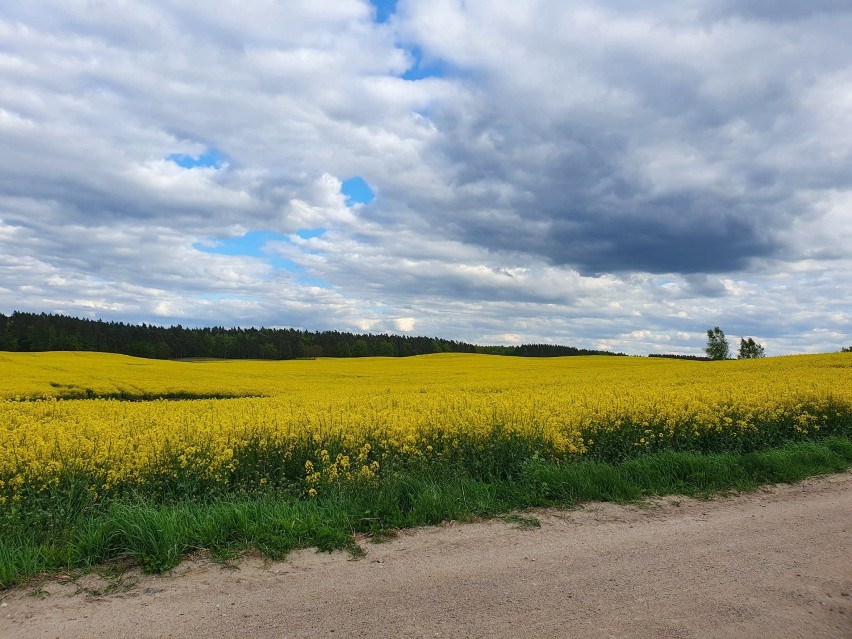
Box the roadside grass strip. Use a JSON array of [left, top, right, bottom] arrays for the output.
[[2, 437, 850, 588]]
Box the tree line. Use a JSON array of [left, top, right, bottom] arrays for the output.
[[648, 353, 711, 361], [0, 312, 624, 360]]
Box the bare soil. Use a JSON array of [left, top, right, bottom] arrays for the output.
[[2, 473, 850, 638]]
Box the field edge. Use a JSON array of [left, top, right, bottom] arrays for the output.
[[2, 436, 851, 590]]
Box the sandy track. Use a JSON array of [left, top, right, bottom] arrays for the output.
[[2, 473, 850, 639]]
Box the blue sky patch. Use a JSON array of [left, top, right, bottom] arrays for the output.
[[341, 176, 375, 205], [168, 148, 226, 169], [297, 227, 326, 240], [402, 46, 447, 81], [195, 230, 285, 257], [370, 0, 398, 23], [194, 230, 332, 288], [298, 274, 333, 289], [194, 230, 295, 270]]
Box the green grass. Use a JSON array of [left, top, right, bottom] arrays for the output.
[[2, 436, 850, 589]]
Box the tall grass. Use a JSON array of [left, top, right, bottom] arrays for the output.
[[2, 437, 850, 589]]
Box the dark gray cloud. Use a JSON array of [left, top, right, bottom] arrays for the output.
[[380, 0, 852, 276]]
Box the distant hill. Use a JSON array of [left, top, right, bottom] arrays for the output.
[[648, 353, 711, 361], [0, 311, 625, 360]]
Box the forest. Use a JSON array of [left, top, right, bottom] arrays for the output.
[[0, 311, 624, 360]]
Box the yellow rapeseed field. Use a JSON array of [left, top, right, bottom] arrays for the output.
[[1, 351, 851, 503]]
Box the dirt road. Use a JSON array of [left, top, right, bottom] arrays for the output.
[[3, 473, 850, 638]]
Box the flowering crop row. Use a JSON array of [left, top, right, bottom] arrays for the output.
[[1, 352, 850, 505]]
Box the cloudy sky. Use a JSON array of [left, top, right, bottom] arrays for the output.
[[1, 0, 850, 355]]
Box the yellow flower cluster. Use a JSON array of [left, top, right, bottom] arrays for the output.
[[1, 351, 850, 502]]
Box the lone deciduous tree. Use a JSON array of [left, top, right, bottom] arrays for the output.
[[704, 327, 730, 360], [737, 337, 765, 359]]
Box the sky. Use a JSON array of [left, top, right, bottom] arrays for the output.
[[0, 0, 850, 356]]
